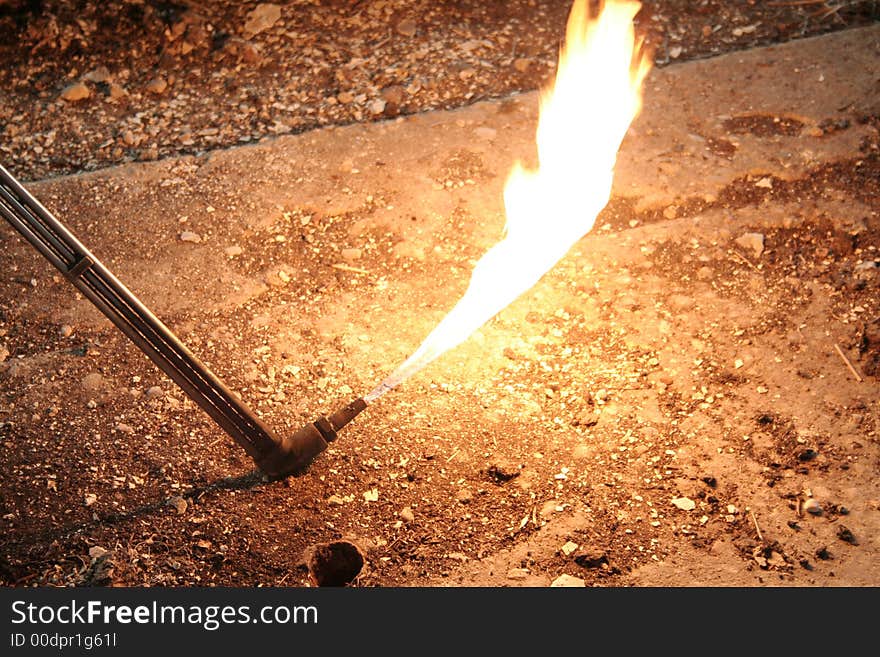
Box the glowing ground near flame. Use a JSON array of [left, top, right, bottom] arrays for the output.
[[367, 0, 651, 403]]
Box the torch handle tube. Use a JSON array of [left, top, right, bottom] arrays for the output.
[[0, 164, 284, 464]]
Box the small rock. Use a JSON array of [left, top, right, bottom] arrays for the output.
[[179, 230, 202, 243], [0, 345, 8, 363], [244, 4, 281, 37], [107, 83, 127, 100], [240, 41, 262, 65], [506, 568, 529, 580], [88, 546, 109, 559], [145, 76, 168, 95], [400, 506, 415, 523], [755, 177, 773, 189], [337, 91, 354, 104], [798, 448, 818, 462], [224, 245, 243, 257], [265, 270, 287, 287], [735, 232, 765, 258], [60, 82, 91, 102], [561, 541, 579, 556], [84, 493, 97, 507], [574, 548, 608, 569], [340, 247, 362, 262], [59, 324, 74, 338], [83, 67, 111, 83], [696, 266, 713, 281], [669, 45, 683, 59], [81, 372, 105, 391], [513, 58, 531, 73], [144, 386, 164, 400], [327, 494, 346, 506], [381, 85, 406, 106], [396, 18, 417, 37], [485, 460, 520, 483], [550, 574, 585, 587], [363, 488, 379, 502], [368, 99, 386, 115], [455, 489, 473, 504], [114, 422, 134, 435], [167, 496, 188, 515], [836, 526, 858, 545], [803, 498, 822, 515], [672, 496, 696, 511]]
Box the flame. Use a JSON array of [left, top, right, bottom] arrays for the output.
[[367, 0, 650, 402]]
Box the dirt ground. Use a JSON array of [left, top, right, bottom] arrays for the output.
[[1, 2, 879, 588]]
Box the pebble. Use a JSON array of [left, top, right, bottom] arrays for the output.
[[368, 99, 386, 115], [179, 231, 202, 243], [803, 498, 822, 515], [672, 496, 696, 511], [84, 493, 97, 506], [60, 82, 91, 102], [145, 77, 168, 95], [224, 245, 243, 257], [88, 546, 109, 559], [114, 422, 134, 435], [81, 372, 105, 391], [550, 574, 585, 587], [561, 541, 579, 556], [396, 18, 417, 37], [506, 568, 529, 580], [59, 324, 74, 338], [836, 526, 858, 545], [327, 494, 346, 506], [0, 345, 8, 363], [455, 489, 473, 504], [513, 58, 531, 72], [735, 232, 765, 258], [244, 4, 282, 37], [574, 548, 608, 569], [400, 506, 415, 523], [340, 247, 362, 262], [486, 460, 520, 482], [83, 67, 111, 83], [167, 496, 188, 514], [240, 42, 262, 65], [144, 386, 164, 400], [381, 85, 406, 106], [107, 83, 127, 100]]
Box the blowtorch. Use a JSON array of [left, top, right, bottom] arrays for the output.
[[0, 163, 364, 478]]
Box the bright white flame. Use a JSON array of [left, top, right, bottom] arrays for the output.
[[367, 0, 651, 402]]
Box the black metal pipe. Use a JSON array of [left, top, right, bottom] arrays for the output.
[[1, 164, 353, 475]]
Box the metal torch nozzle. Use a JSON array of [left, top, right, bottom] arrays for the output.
[[255, 398, 367, 478]]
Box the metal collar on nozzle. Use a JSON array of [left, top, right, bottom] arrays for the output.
[[255, 398, 367, 478]]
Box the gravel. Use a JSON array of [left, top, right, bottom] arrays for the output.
[[1, 0, 876, 181]]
